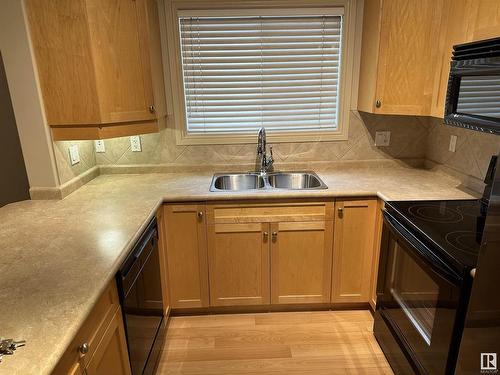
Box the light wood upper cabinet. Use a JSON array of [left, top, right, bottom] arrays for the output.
[[208, 223, 270, 306], [25, 0, 167, 140], [332, 199, 378, 304], [430, 0, 500, 117], [358, 0, 445, 116], [163, 204, 209, 309], [271, 221, 333, 304]]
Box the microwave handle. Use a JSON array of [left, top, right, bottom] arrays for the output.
[[383, 210, 462, 285]]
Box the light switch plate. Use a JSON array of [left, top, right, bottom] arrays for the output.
[[68, 144, 80, 165], [449, 135, 457, 152], [94, 140, 105, 153], [375, 131, 391, 147], [130, 136, 142, 152]]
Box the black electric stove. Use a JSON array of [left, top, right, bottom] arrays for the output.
[[374, 198, 486, 375], [384, 199, 485, 274]]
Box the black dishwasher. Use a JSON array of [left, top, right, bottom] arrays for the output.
[[116, 218, 166, 375]]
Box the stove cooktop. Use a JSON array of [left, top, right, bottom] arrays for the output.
[[385, 199, 485, 272]]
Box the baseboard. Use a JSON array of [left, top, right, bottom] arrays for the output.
[[170, 302, 370, 316], [30, 166, 100, 200]]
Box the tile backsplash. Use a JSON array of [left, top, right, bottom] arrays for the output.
[[53, 140, 96, 184], [52, 111, 499, 188], [425, 118, 500, 181], [92, 111, 428, 166]]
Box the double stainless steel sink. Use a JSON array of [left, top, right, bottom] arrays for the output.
[[210, 171, 328, 192]]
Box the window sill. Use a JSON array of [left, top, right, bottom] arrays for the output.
[[175, 129, 349, 145]]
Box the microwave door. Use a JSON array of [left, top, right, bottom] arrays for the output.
[[444, 37, 500, 135]]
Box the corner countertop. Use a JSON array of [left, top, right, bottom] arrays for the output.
[[0, 167, 478, 374]]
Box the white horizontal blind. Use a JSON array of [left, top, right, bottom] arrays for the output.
[[457, 75, 500, 119], [178, 11, 343, 134]]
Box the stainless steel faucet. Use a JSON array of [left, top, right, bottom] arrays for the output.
[[257, 127, 274, 174]]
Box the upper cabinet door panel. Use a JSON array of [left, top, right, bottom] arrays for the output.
[[374, 0, 444, 115], [85, 0, 155, 123], [25, 0, 164, 134], [358, 0, 445, 116], [25, 0, 101, 125], [466, 0, 500, 41]]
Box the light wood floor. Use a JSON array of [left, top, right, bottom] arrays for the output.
[[157, 310, 393, 375]]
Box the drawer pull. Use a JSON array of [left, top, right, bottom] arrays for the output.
[[272, 231, 278, 239], [79, 343, 89, 355]]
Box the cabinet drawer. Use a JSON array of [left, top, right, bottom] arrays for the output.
[[53, 282, 120, 374], [207, 200, 334, 224]]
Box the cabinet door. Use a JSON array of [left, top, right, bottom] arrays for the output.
[[271, 221, 333, 304], [164, 204, 209, 308], [208, 223, 270, 306], [332, 199, 377, 303], [86, 0, 155, 124], [68, 361, 85, 375], [85, 308, 131, 375], [466, 0, 500, 41], [369, 200, 385, 310], [374, 0, 444, 115]]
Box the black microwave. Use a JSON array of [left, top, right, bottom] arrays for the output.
[[445, 37, 500, 135]]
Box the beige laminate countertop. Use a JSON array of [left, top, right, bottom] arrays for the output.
[[0, 167, 478, 374]]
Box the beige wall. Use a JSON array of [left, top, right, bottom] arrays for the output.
[[0, 52, 30, 206], [0, 0, 59, 189]]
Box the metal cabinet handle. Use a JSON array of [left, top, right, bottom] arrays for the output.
[[263, 231, 269, 240], [197, 211, 203, 220], [338, 207, 344, 217], [272, 231, 278, 239], [375, 99, 382, 108], [148, 105, 156, 114], [79, 342, 89, 355]]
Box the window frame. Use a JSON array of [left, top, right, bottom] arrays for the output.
[[164, 0, 362, 145]]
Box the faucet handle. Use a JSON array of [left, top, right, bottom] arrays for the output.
[[267, 146, 274, 167]]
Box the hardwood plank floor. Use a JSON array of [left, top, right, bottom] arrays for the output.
[[157, 310, 393, 375]]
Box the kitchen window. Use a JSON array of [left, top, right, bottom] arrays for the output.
[[166, 1, 359, 145]]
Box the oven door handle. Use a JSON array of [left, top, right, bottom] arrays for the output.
[[383, 210, 462, 285]]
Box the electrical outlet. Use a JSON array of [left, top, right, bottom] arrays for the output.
[[374, 131, 391, 147], [130, 136, 142, 152], [68, 144, 80, 165], [94, 140, 105, 153], [449, 135, 457, 152]]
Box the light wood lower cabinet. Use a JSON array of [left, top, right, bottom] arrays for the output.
[[163, 204, 209, 308], [208, 223, 270, 306], [271, 221, 333, 304], [331, 199, 378, 304], [162, 199, 382, 309], [369, 200, 385, 310], [85, 308, 131, 375], [53, 282, 131, 375]]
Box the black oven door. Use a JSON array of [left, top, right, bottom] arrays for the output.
[[375, 211, 466, 375]]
